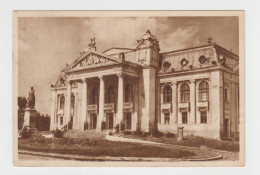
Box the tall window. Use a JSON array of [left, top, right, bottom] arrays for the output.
[[164, 112, 170, 124], [180, 83, 190, 102], [163, 85, 172, 103], [60, 95, 65, 110], [106, 86, 115, 103], [124, 83, 133, 102], [200, 111, 207, 124], [90, 87, 98, 104], [199, 81, 209, 101], [182, 112, 188, 124], [71, 94, 75, 115]]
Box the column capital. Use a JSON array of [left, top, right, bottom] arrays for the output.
[[190, 79, 196, 84], [171, 81, 177, 86], [117, 72, 124, 78], [98, 75, 103, 80], [67, 80, 72, 85], [81, 78, 88, 83]]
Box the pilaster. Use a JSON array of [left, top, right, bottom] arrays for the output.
[[190, 80, 196, 124], [171, 81, 178, 123]]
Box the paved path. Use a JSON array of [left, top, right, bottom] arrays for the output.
[[106, 135, 239, 161]]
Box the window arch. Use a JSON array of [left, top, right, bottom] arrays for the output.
[[180, 83, 190, 102], [90, 87, 98, 104], [163, 85, 172, 103], [199, 81, 209, 101], [106, 86, 115, 103], [124, 83, 133, 102], [60, 95, 65, 110]]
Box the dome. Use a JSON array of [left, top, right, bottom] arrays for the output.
[[136, 30, 160, 50], [138, 30, 158, 41]]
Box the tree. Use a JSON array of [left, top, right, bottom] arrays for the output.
[[18, 97, 27, 130]]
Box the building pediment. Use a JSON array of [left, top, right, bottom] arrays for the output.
[[66, 51, 122, 73]]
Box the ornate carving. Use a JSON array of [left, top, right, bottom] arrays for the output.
[[72, 53, 116, 70], [136, 30, 160, 50], [180, 58, 189, 67]]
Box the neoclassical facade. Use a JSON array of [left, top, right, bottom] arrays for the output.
[[50, 30, 239, 139]]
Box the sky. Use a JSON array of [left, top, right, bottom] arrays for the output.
[[18, 17, 239, 114]]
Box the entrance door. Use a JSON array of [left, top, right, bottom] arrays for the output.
[[126, 113, 132, 130], [107, 113, 114, 130], [92, 114, 97, 129], [224, 119, 230, 138]]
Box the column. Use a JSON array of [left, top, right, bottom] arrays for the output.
[[196, 81, 201, 124], [81, 78, 88, 130], [171, 82, 178, 123], [65, 81, 72, 125], [117, 73, 124, 129], [160, 84, 164, 124], [97, 75, 104, 131], [190, 80, 196, 124], [177, 83, 182, 124]]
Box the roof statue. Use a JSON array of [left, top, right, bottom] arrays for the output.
[[88, 38, 97, 51]]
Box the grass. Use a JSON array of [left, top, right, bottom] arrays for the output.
[[18, 137, 197, 158], [119, 133, 239, 152]]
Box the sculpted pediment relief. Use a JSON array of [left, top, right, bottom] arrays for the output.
[[69, 53, 119, 71]]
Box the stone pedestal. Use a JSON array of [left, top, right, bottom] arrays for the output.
[[23, 108, 38, 137], [177, 126, 184, 141]]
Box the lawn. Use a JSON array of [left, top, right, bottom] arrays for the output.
[[119, 133, 239, 152], [18, 137, 197, 159]]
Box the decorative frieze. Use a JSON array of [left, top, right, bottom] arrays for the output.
[[104, 103, 115, 112], [88, 104, 97, 111]]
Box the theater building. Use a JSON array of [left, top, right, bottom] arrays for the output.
[[50, 30, 239, 139]]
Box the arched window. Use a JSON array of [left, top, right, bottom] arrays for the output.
[[90, 87, 98, 104], [71, 94, 75, 115], [60, 95, 65, 110], [124, 83, 133, 102], [163, 85, 172, 103], [180, 83, 190, 102], [199, 81, 209, 101], [106, 86, 115, 103]]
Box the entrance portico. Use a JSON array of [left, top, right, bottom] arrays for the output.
[[58, 50, 140, 132]]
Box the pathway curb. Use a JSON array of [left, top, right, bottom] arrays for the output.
[[18, 150, 223, 162]]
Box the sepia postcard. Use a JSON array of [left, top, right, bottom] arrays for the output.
[[13, 11, 245, 167]]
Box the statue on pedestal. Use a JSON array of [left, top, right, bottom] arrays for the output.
[[27, 86, 35, 109], [20, 86, 38, 137]]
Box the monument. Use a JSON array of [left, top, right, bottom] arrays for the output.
[[22, 87, 38, 137]]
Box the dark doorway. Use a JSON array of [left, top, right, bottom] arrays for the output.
[[224, 119, 229, 137], [107, 113, 114, 130], [126, 113, 132, 130], [91, 114, 97, 129]]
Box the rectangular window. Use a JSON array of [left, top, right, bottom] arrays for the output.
[[164, 113, 170, 124], [60, 117, 63, 125], [182, 112, 187, 124], [224, 89, 228, 102], [201, 111, 207, 124]]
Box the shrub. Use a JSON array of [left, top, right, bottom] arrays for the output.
[[123, 131, 132, 135], [152, 130, 164, 137], [20, 127, 31, 139], [133, 131, 142, 135], [51, 129, 64, 138], [165, 132, 176, 138]]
